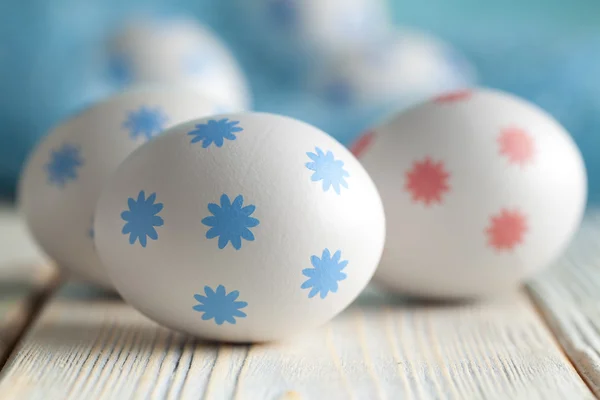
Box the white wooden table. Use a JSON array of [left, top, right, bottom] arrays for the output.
[[0, 203, 599, 399]]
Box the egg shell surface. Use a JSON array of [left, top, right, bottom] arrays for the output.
[[18, 87, 221, 287], [106, 17, 251, 111], [94, 112, 385, 342], [354, 88, 587, 299]]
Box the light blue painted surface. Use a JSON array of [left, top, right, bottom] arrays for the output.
[[0, 0, 599, 202]]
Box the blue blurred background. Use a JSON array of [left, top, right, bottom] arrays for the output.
[[1, 0, 599, 201]]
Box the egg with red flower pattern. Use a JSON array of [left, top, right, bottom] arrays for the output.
[[352, 87, 587, 299]]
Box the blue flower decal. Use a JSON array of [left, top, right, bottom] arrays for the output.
[[123, 106, 169, 140], [188, 118, 243, 148], [108, 52, 133, 86], [202, 194, 259, 250], [193, 285, 248, 325], [301, 249, 348, 299], [305, 147, 350, 194], [121, 191, 164, 247], [45, 143, 84, 188]]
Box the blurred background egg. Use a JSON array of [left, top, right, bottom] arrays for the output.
[[309, 29, 476, 109], [232, 0, 391, 72], [103, 16, 252, 110], [355, 88, 587, 299], [18, 87, 221, 287], [94, 113, 385, 342]]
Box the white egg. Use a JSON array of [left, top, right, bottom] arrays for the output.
[[236, 0, 390, 60], [94, 112, 385, 342], [18, 87, 221, 288], [311, 29, 476, 108], [106, 17, 251, 110], [353, 88, 587, 299]]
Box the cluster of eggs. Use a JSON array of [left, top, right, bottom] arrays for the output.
[[18, 15, 587, 343], [19, 87, 385, 342]]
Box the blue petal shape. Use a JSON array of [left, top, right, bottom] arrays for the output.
[[194, 294, 207, 303], [201, 194, 260, 250], [218, 234, 229, 249], [305, 147, 349, 194], [207, 203, 222, 216], [146, 228, 158, 240], [301, 249, 349, 299], [201, 216, 218, 227], [193, 285, 248, 325], [188, 118, 243, 148], [122, 106, 169, 140], [220, 194, 231, 208], [45, 143, 84, 188], [245, 217, 260, 228], [302, 268, 316, 277], [206, 227, 219, 239], [240, 229, 255, 241], [121, 190, 164, 247], [241, 205, 256, 215], [226, 291, 239, 300], [151, 216, 164, 226]]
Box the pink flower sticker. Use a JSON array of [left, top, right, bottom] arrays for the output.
[[486, 209, 527, 251], [405, 157, 450, 206], [498, 127, 535, 166]]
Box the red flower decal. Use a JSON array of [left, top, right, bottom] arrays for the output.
[[405, 157, 450, 206], [349, 131, 375, 158], [498, 127, 535, 166], [486, 209, 527, 251], [433, 89, 472, 104]]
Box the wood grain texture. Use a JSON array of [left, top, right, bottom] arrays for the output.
[[528, 210, 600, 398], [0, 282, 592, 400], [0, 204, 56, 364], [0, 263, 56, 364]]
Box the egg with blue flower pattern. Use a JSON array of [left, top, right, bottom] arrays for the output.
[[104, 17, 251, 111], [18, 86, 222, 288], [93, 112, 385, 342]]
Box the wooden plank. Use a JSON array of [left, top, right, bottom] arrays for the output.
[[0, 281, 592, 399], [0, 264, 55, 364], [0, 204, 57, 366], [528, 209, 600, 398]]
